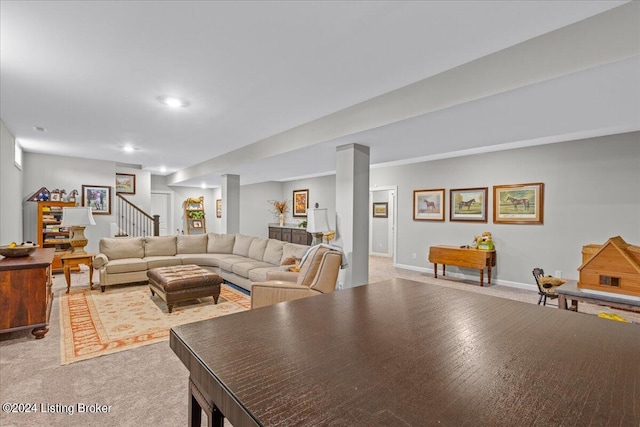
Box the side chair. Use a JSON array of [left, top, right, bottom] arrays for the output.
[[532, 267, 566, 307]]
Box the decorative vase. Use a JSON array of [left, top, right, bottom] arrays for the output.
[[278, 213, 284, 226]]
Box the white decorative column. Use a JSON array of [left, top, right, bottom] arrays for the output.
[[335, 143, 370, 288], [221, 174, 240, 234]]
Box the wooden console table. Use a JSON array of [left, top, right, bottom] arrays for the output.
[[0, 248, 55, 339], [428, 245, 496, 286]]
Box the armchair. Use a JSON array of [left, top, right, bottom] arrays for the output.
[[251, 245, 342, 309]]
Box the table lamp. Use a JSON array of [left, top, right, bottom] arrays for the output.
[[61, 207, 96, 254], [306, 208, 330, 245]]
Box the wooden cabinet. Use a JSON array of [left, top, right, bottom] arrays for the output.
[[269, 226, 312, 245], [184, 196, 206, 234], [35, 201, 75, 272], [268, 227, 282, 240], [0, 248, 55, 339], [292, 229, 312, 245]]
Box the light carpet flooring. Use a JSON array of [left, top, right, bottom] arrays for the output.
[[1, 257, 637, 427]]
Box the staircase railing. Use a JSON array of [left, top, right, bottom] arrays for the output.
[[116, 194, 160, 237]]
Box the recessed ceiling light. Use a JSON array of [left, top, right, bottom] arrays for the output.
[[33, 126, 46, 132], [201, 183, 207, 189], [157, 96, 190, 108], [160, 166, 167, 173], [123, 145, 135, 153]]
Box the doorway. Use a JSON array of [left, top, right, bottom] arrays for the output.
[[369, 186, 396, 262]]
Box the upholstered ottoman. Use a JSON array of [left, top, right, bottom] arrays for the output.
[[147, 264, 222, 313]]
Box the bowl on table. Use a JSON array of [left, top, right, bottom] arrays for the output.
[[0, 243, 39, 258]]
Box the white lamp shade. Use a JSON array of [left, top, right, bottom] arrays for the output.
[[61, 207, 96, 226], [306, 208, 330, 233]]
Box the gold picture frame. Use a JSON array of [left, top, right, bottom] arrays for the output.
[[292, 189, 309, 217], [413, 189, 445, 221], [493, 183, 544, 224]]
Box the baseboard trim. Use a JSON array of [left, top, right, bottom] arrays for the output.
[[393, 262, 537, 292]]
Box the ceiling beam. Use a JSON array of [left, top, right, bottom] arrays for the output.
[[167, 2, 639, 185]]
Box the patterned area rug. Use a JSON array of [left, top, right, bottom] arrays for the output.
[[59, 283, 250, 365]]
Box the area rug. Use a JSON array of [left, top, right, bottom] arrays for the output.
[[59, 283, 250, 365]]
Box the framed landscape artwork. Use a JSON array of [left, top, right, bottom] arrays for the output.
[[450, 187, 488, 222], [413, 189, 445, 221], [493, 182, 544, 224], [372, 202, 388, 218], [292, 189, 309, 217], [115, 173, 136, 194], [82, 185, 111, 215], [216, 199, 222, 218]]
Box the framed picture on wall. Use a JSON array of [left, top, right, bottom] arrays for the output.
[[372, 202, 388, 218], [413, 189, 445, 221], [82, 185, 111, 215], [216, 199, 222, 218], [292, 189, 309, 217], [115, 173, 136, 195], [450, 187, 488, 222], [493, 182, 544, 224]]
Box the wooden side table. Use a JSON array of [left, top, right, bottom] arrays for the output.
[[428, 245, 496, 286], [61, 253, 94, 294]]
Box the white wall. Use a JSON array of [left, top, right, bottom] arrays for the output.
[[116, 166, 151, 213], [23, 153, 116, 253], [12, 132, 637, 290], [239, 181, 282, 237], [0, 122, 23, 244], [150, 175, 215, 235], [371, 132, 640, 285], [282, 175, 336, 228]]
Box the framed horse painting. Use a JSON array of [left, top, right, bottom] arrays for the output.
[[413, 189, 445, 221], [493, 183, 544, 224], [450, 187, 488, 222]]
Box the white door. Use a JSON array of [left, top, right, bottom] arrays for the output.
[[151, 192, 172, 236]]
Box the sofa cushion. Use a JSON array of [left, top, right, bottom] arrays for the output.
[[177, 234, 208, 254], [232, 261, 274, 278], [281, 243, 309, 264], [176, 253, 235, 267], [144, 236, 177, 257], [207, 233, 235, 254], [263, 239, 285, 265], [104, 258, 147, 274], [248, 238, 269, 261], [233, 235, 255, 257], [248, 266, 286, 283], [218, 255, 251, 272], [100, 237, 144, 260], [145, 256, 183, 269]]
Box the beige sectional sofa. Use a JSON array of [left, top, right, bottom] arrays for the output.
[[93, 233, 310, 292]]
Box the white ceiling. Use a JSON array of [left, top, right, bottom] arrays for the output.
[[1, 1, 638, 188]]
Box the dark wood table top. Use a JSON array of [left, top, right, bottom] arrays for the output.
[[171, 278, 640, 426], [0, 248, 55, 270], [557, 280, 640, 307]]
